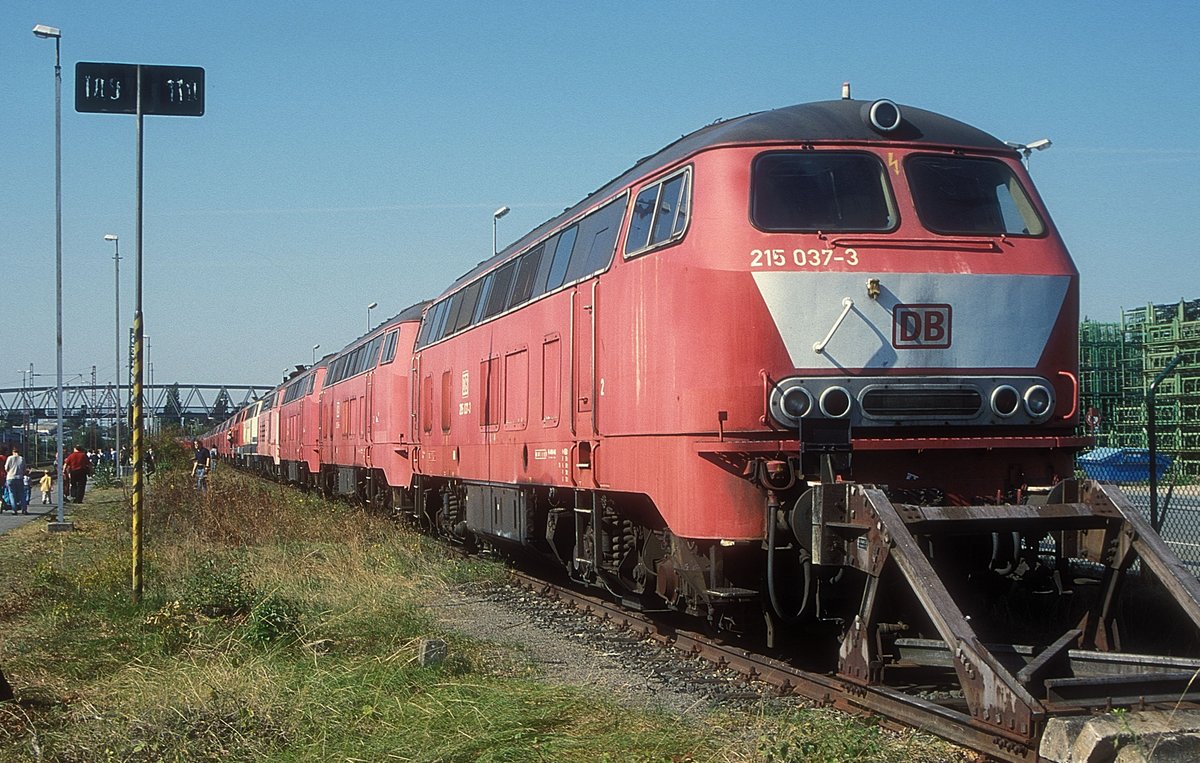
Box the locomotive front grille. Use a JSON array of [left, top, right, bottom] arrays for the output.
[[860, 387, 982, 418]]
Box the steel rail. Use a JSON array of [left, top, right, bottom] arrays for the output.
[[508, 570, 1043, 762], [229, 467, 1200, 762]]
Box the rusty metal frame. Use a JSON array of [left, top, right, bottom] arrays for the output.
[[838, 485, 1042, 738], [828, 480, 1200, 746]]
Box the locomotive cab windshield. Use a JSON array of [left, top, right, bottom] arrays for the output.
[[751, 151, 898, 232], [906, 154, 1045, 236]]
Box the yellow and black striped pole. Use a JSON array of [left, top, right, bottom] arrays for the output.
[[131, 77, 145, 604], [131, 309, 144, 603]]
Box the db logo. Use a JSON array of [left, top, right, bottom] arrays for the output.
[[893, 304, 952, 349]]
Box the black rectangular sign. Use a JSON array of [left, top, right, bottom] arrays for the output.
[[75, 62, 205, 117]]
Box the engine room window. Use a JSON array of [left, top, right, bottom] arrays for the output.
[[751, 152, 897, 232], [507, 244, 544, 309], [324, 356, 346, 387], [419, 298, 451, 348], [544, 225, 579, 292], [447, 279, 484, 335], [380, 330, 399, 364], [563, 194, 626, 284], [907, 155, 1045, 236], [481, 260, 517, 320]]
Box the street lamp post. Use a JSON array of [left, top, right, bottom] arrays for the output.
[[367, 302, 378, 332], [493, 205, 510, 256], [33, 22, 70, 529], [105, 234, 122, 477], [18, 368, 30, 459]]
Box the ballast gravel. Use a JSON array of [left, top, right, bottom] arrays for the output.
[[428, 579, 971, 762], [430, 579, 785, 717]]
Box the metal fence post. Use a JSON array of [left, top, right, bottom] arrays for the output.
[[1149, 353, 1183, 532]]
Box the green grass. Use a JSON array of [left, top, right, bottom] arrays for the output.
[[0, 468, 965, 762]]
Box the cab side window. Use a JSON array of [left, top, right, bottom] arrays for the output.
[[625, 167, 691, 257]]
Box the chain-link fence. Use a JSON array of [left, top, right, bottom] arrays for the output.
[[1078, 449, 1200, 572]]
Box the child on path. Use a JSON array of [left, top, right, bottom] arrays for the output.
[[39, 471, 53, 505]]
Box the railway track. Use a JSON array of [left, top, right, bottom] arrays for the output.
[[231, 464, 1200, 760], [506, 567, 1200, 763]]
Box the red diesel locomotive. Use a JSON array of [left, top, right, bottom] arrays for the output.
[[209, 95, 1090, 629], [203, 96, 1200, 751]]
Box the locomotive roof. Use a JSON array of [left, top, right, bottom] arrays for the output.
[[444, 99, 1013, 293], [327, 299, 429, 361]]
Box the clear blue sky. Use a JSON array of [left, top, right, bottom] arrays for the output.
[[3, 1, 1198, 390]]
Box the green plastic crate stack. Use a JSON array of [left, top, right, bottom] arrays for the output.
[[1079, 319, 1129, 443], [1118, 300, 1200, 480]]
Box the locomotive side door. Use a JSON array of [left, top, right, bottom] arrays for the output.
[[412, 355, 423, 444], [573, 284, 597, 434], [320, 390, 333, 467], [572, 281, 598, 481], [365, 371, 374, 467], [271, 403, 280, 466]]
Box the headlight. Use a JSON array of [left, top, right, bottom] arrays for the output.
[[819, 386, 852, 419], [781, 387, 812, 419], [991, 385, 1020, 418], [1023, 385, 1054, 419], [769, 381, 812, 429]]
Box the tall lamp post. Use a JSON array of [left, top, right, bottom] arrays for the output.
[[105, 234, 122, 477], [493, 205, 510, 256], [367, 302, 378, 332], [33, 23, 69, 529], [18, 367, 31, 459]]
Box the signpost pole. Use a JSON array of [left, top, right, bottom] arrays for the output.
[[74, 60, 204, 603]]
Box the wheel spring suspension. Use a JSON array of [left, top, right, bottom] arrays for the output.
[[598, 498, 633, 572], [443, 491, 466, 537]]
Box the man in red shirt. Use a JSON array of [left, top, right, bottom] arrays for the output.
[[63, 445, 92, 504]]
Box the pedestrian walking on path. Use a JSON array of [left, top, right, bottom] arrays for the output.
[[5, 448, 27, 515], [192, 441, 210, 493], [64, 445, 92, 504]]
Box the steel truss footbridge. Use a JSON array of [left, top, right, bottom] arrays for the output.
[[0, 383, 271, 425]]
